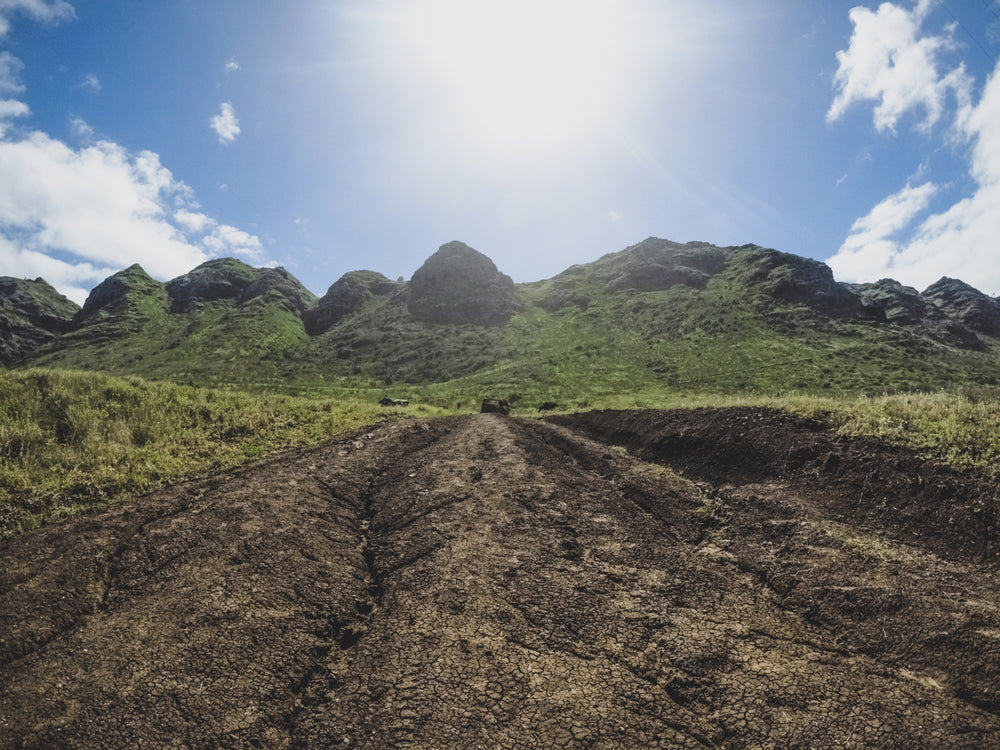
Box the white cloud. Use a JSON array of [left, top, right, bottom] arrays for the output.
[[829, 58, 1000, 294], [0, 129, 267, 301], [210, 101, 239, 144], [0, 236, 111, 304], [827, 0, 972, 132], [77, 73, 100, 92], [224, 58, 240, 73], [827, 182, 936, 282], [203, 224, 263, 261], [173, 208, 212, 233], [69, 115, 93, 141], [0, 133, 209, 277], [0, 97, 28, 136], [0, 51, 24, 93], [0, 0, 74, 37]]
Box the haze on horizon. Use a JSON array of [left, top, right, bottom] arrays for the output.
[[0, 0, 999, 304]]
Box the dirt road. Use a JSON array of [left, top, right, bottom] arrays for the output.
[[2, 410, 999, 748]]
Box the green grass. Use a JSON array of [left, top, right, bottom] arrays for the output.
[[5, 367, 1000, 540], [0, 368, 445, 537]]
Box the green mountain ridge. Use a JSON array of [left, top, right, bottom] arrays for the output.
[[4, 237, 1000, 401], [0, 276, 79, 367]]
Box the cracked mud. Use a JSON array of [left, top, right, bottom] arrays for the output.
[[2, 409, 999, 748]]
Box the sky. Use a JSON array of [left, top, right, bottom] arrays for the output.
[[1, 0, 999, 304]]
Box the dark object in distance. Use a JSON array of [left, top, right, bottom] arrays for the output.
[[379, 397, 409, 407], [538, 402, 558, 412], [481, 398, 510, 415]]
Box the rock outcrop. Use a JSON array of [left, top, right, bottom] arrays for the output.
[[922, 277, 1000, 338], [407, 242, 519, 326], [849, 279, 984, 349], [599, 238, 729, 292], [166, 259, 316, 316], [0, 277, 79, 366], [850, 279, 932, 325], [541, 238, 729, 310], [730, 245, 863, 315], [305, 271, 398, 335], [76, 264, 165, 323], [166, 258, 259, 312], [238, 267, 316, 316]]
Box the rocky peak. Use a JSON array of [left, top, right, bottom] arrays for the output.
[[237, 267, 317, 316], [305, 270, 399, 335], [731, 245, 862, 315], [922, 277, 1000, 337], [0, 277, 80, 366], [165, 258, 258, 312], [600, 237, 729, 292], [849, 279, 931, 325], [407, 241, 519, 326], [77, 264, 163, 321]]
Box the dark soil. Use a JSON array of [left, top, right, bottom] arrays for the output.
[[2, 409, 999, 748]]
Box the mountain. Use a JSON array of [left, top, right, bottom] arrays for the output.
[[0, 277, 79, 366], [5, 238, 1000, 400], [407, 240, 519, 326]]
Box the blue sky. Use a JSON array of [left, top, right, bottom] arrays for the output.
[[1, 0, 999, 304]]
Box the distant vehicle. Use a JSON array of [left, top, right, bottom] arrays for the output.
[[379, 397, 409, 407]]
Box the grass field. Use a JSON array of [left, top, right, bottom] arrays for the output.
[[4, 367, 1000, 538], [0, 369, 444, 536]]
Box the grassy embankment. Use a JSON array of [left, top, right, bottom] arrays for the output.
[[5, 369, 1000, 538], [0, 369, 444, 537]]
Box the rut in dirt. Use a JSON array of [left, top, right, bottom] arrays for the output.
[[2, 409, 999, 749]]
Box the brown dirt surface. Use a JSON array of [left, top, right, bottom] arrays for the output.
[[2, 408, 999, 748]]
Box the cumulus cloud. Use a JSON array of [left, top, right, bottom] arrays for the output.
[[0, 51, 27, 135], [0, 98, 28, 136], [172, 209, 213, 234], [0, 0, 74, 37], [829, 56, 1000, 293], [827, 0, 972, 132], [0, 1, 265, 303], [224, 58, 240, 73], [210, 101, 239, 144], [203, 224, 263, 260], [827, 182, 937, 282], [0, 130, 267, 302]]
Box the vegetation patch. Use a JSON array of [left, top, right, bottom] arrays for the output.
[[0, 369, 444, 536]]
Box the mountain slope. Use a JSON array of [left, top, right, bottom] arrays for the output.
[[0, 277, 79, 366], [27, 259, 318, 388], [7, 238, 1000, 400]]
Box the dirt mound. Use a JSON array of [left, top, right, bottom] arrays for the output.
[[550, 407, 998, 563], [2, 410, 999, 748]]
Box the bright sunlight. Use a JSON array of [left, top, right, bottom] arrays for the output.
[[367, 0, 641, 163]]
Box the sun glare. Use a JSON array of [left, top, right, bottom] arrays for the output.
[[368, 0, 637, 164]]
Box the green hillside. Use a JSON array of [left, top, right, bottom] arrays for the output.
[[7, 237, 1000, 407]]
